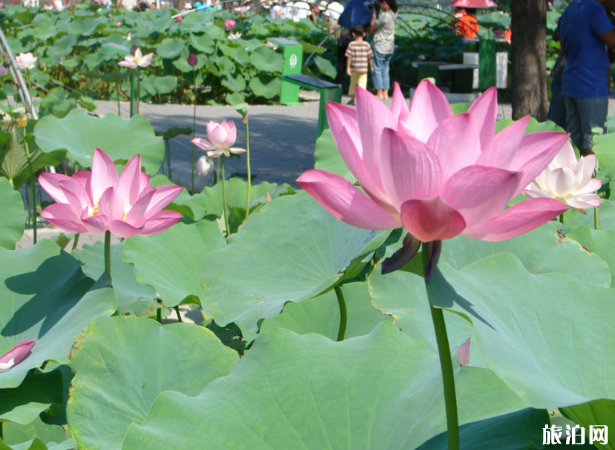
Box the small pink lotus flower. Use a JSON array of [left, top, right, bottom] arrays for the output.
[[192, 120, 246, 158], [118, 48, 153, 69], [224, 19, 236, 30], [297, 81, 570, 242], [523, 141, 601, 211], [0, 340, 35, 371], [14, 52, 37, 70], [187, 52, 197, 67], [266, 41, 278, 50], [116, 20, 122, 26], [175, 15, 183, 23], [39, 149, 183, 238]]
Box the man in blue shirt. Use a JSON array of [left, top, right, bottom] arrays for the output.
[[559, 0, 615, 155]]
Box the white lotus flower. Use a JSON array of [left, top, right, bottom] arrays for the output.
[[196, 156, 214, 177], [118, 48, 153, 69], [523, 142, 601, 210], [227, 32, 242, 40], [15, 52, 37, 70]]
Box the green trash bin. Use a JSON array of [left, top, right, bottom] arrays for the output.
[[478, 38, 496, 90], [267, 37, 303, 105]]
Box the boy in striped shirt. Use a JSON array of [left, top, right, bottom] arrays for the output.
[[345, 25, 374, 105]]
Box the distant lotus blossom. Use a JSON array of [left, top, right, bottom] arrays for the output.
[[266, 41, 278, 50], [187, 52, 197, 67], [523, 141, 602, 210], [175, 15, 183, 23], [224, 19, 236, 30], [39, 149, 183, 238], [14, 53, 37, 70], [116, 21, 122, 26], [118, 48, 153, 69], [0, 340, 35, 371], [228, 32, 242, 40], [192, 120, 246, 158], [0, 66, 9, 78], [196, 156, 214, 177], [297, 81, 570, 242]]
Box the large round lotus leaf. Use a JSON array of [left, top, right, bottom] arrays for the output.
[[2, 416, 70, 447], [122, 324, 528, 450], [123, 220, 225, 307], [0, 369, 63, 425], [140, 75, 178, 96], [155, 38, 185, 59], [0, 438, 74, 450], [179, 12, 212, 32], [67, 18, 103, 36], [221, 72, 246, 92], [200, 191, 383, 332], [46, 35, 76, 58], [417, 408, 549, 450], [428, 254, 615, 407], [562, 200, 615, 233], [562, 400, 615, 450], [67, 316, 238, 450], [189, 33, 215, 54], [313, 129, 356, 182], [261, 281, 392, 339], [0, 240, 116, 388], [249, 73, 281, 99], [594, 133, 615, 179], [72, 241, 157, 316], [567, 226, 615, 287], [0, 178, 26, 250], [33, 109, 164, 175], [441, 223, 610, 287], [219, 43, 250, 66], [314, 54, 336, 78]]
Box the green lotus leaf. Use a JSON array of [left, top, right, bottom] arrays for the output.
[[220, 71, 246, 92], [562, 200, 615, 233], [0, 240, 116, 389], [225, 92, 245, 106], [123, 220, 225, 307], [72, 241, 157, 315], [122, 324, 528, 449], [33, 109, 165, 175], [594, 133, 615, 179], [219, 43, 249, 66], [200, 191, 383, 332], [1, 416, 71, 449], [140, 75, 178, 96], [67, 316, 238, 450], [566, 225, 615, 287], [155, 38, 185, 59], [179, 12, 211, 32], [429, 253, 615, 407], [189, 33, 215, 54], [313, 54, 336, 79], [249, 46, 285, 73], [248, 72, 281, 99], [173, 48, 207, 73], [45, 35, 76, 58], [67, 18, 102, 36], [0, 178, 26, 249], [562, 399, 615, 450], [313, 128, 354, 181]]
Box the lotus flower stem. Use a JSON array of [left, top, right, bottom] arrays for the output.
[[221, 155, 230, 237], [334, 285, 347, 341], [156, 302, 162, 323], [595, 207, 599, 230], [71, 233, 80, 251], [191, 67, 197, 194], [116, 82, 121, 116], [422, 244, 459, 450], [104, 230, 111, 275], [21, 127, 37, 244], [559, 214, 564, 224], [174, 305, 183, 322], [244, 115, 251, 221]]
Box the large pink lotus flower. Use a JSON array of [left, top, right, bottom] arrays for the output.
[[191, 120, 246, 158], [118, 48, 153, 69], [224, 19, 236, 30], [297, 81, 571, 242], [0, 340, 35, 371], [523, 141, 601, 210], [39, 149, 183, 238]]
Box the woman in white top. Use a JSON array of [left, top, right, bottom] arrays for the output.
[[369, 0, 397, 101]]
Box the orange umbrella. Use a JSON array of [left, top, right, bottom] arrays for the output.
[[451, 0, 497, 7]]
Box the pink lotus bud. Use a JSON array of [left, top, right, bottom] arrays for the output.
[[224, 19, 236, 30], [0, 340, 35, 371], [187, 52, 197, 67], [175, 15, 183, 23], [0, 66, 9, 78], [116, 21, 122, 26]]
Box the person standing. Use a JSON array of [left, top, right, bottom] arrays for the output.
[[559, 0, 615, 155], [346, 25, 374, 105], [453, 7, 479, 39], [369, 0, 398, 101]]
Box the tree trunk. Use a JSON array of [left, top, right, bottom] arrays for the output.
[[510, 0, 548, 121]]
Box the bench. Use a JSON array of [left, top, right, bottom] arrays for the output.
[[280, 73, 342, 138], [412, 61, 479, 94]]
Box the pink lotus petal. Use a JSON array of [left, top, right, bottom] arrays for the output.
[[207, 150, 225, 158], [58, 179, 92, 218], [546, 167, 575, 198], [97, 187, 124, 222], [229, 147, 247, 154], [110, 220, 144, 239], [141, 210, 184, 235], [206, 121, 230, 148], [38, 173, 72, 203], [405, 79, 453, 142], [462, 198, 569, 241], [400, 197, 466, 242], [575, 178, 602, 196], [426, 113, 481, 180], [457, 338, 470, 366], [40, 204, 88, 233], [297, 170, 402, 230], [118, 154, 143, 206], [380, 128, 442, 209], [391, 82, 410, 127], [91, 149, 119, 203], [81, 213, 109, 234], [552, 140, 577, 169], [0, 340, 35, 370], [567, 194, 602, 209], [573, 154, 595, 192], [477, 116, 530, 169], [191, 138, 215, 151], [144, 185, 184, 219], [442, 165, 521, 228], [125, 187, 155, 226], [467, 87, 498, 149]]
